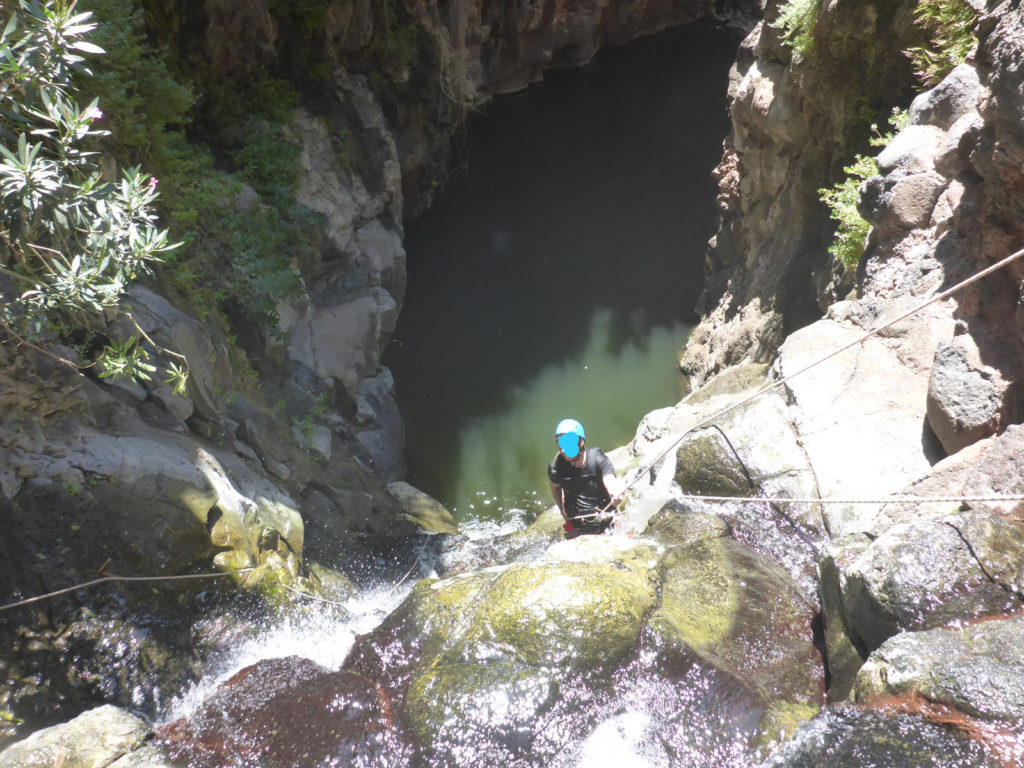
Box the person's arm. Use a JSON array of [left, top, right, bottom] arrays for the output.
[[550, 481, 567, 519], [603, 472, 623, 505]]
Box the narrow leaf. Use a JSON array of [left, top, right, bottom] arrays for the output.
[[69, 41, 105, 55]]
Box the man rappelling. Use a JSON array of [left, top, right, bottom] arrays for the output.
[[548, 418, 623, 537]]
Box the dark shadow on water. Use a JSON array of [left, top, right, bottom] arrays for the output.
[[384, 19, 743, 517]]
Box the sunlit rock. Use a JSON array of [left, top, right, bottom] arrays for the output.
[[761, 705, 1001, 767], [776, 317, 937, 537], [874, 124, 945, 175], [671, 385, 822, 537], [0, 705, 149, 768], [858, 169, 947, 234], [626, 366, 823, 598], [926, 335, 1002, 454], [963, 424, 1024, 522], [852, 614, 1024, 743], [908, 63, 983, 131], [386, 481, 458, 534], [839, 510, 1024, 653]]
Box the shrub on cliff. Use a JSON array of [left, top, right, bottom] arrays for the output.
[[904, 0, 977, 87], [771, 0, 821, 57], [774, 0, 977, 86], [818, 109, 908, 270], [0, 0, 186, 389]]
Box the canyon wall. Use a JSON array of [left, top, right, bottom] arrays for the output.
[[682, 0, 922, 381], [685, 0, 1024, 455]]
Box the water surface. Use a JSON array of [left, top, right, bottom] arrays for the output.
[[385, 20, 740, 525]]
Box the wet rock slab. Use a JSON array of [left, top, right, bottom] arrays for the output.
[[853, 613, 1024, 731], [839, 510, 1024, 653], [157, 656, 406, 768], [761, 705, 1002, 768]]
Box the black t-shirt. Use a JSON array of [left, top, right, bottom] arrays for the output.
[[548, 448, 615, 520]]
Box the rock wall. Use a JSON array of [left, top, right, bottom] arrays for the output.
[[666, 0, 1024, 748], [681, 0, 922, 384]]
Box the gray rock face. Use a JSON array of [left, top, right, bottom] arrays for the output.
[[280, 83, 406, 402], [853, 614, 1024, 731], [963, 424, 1024, 522], [405, 0, 718, 96], [907, 63, 983, 130], [839, 510, 1024, 653], [874, 124, 945, 175], [859, 169, 947, 234], [0, 706, 149, 768], [762, 705, 1000, 768], [926, 336, 1000, 454], [775, 317, 939, 537], [354, 367, 406, 481], [116, 285, 219, 423], [685, 0, 925, 386]]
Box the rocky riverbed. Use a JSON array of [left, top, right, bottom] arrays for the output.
[[4, 0, 1024, 765]]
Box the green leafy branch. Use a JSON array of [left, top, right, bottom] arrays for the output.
[[819, 108, 908, 270], [903, 0, 977, 87], [0, 0, 189, 391], [770, 0, 821, 57]]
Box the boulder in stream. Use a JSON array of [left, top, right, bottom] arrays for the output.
[[852, 613, 1024, 736], [838, 510, 1024, 653], [0, 705, 152, 768], [157, 656, 405, 768]]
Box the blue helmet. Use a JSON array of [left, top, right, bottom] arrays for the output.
[[555, 419, 585, 458], [555, 418, 585, 439]]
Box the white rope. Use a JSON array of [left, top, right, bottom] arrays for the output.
[[0, 568, 258, 612], [675, 493, 1024, 505], [575, 493, 1024, 521]]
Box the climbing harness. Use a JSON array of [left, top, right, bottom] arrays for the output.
[[588, 243, 1024, 522]]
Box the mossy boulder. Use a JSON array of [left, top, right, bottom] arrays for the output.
[[645, 507, 824, 746], [852, 614, 1024, 729], [345, 535, 659, 760], [839, 510, 1024, 653]]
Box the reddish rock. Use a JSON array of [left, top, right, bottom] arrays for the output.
[[157, 656, 408, 768]]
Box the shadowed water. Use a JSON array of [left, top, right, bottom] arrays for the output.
[[384, 19, 740, 524]]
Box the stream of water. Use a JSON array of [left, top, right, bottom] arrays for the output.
[[383, 19, 740, 528]]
